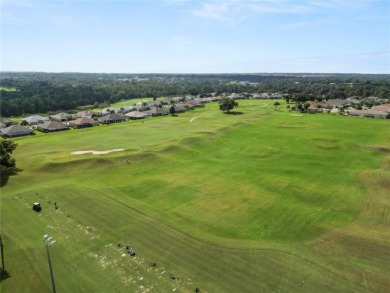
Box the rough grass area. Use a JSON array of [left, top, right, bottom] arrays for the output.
[[1, 100, 389, 292]]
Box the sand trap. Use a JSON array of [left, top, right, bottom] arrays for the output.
[[71, 149, 124, 155]]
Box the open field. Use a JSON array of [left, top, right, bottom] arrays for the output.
[[1, 100, 389, 292], [0, 87, 18, 92]]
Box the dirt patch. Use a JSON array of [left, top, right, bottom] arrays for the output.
[[367, 145, 390, 153], [71, 149, 124, 155]]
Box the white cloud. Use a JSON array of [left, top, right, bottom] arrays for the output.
[[189, 0, 370, 22], [191, 1, 236, 22], [245, 1, 313, 14]]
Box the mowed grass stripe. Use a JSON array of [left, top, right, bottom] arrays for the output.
[[1, 99, 389, 292]]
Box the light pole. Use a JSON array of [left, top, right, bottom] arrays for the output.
[[43, 234, 56, 293], [0, 235, 4, 272]]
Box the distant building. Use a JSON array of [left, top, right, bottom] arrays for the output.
[[98, 113, 127, 124], [37, 121, 70, 132], [22, 115, 49, 125], [76, 110, 96, 119], [348, 109, 390, 119], [50, 112, 72, 122], [69, 117, 99, 129], [0, 125, 33, 138]]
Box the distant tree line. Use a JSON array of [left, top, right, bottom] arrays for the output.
[[0, 72, 389, 117]]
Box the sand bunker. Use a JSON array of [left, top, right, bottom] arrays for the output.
[[71, 149, 124, 155]]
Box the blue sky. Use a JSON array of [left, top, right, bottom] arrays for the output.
[[1, 0, 389, 73]]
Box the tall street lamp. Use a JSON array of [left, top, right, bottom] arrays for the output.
[[43, 234, 56, 293], [0, 235, 4, 272]]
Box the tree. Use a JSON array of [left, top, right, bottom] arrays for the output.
[[293, 94, 308, 103], [219, 98, 238, 113], [273, 101, 281, 111], [169, 105, 176, 116], [0, 140, 21, 186]]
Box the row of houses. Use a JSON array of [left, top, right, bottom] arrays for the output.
[[21, 111, 94, 125], [347, 105, 390, 119], [1, 94, 389, 138], [97, 96, 211, 116], [0, 97, 220, 138], [296, 101, 390, 118]]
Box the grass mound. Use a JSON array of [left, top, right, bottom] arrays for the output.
[[1, 100, 389, 292]]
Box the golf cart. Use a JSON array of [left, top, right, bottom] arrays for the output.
[[33, 202, 42, 212]]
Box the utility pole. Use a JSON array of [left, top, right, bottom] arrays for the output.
[[0, 235, 4, 272], [43, 235, 56, 293]]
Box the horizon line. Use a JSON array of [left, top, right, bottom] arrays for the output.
[[1, 71, 389, 75]]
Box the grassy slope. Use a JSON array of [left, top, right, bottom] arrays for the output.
[[1, 100, 389, 292]]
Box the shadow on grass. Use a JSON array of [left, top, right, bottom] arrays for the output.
[[0, 270, 11, 282], [223, 111, 244, 115], [0, 167, 23, 187]]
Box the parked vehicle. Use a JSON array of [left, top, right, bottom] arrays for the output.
[[32, 202, 42, 212]]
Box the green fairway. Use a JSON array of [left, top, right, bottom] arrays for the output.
[[0, 87, 17, 92], [1, 100, 389, 292]]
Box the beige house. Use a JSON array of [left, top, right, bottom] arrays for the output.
[[69, 117, 99, 128]]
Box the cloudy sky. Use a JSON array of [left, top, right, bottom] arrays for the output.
[[1, 0, 389, 73]]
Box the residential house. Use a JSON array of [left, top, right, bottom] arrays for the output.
[[345, 96, 361, 106], [124, 111, 148, 120], [0, 125, 33, 138], [50, 112, 72, 122], [348, 109, 390, 119], [22, 115, 49, 125], [178, 103, 196, 110], [365, 96, 381, 102], [269, 93, 282, 99], [149, 100, 162, 107], [200, 97, 213, 103], [0, 118, 18, 128], [307, 102, 322, 114], [172, 106, 186, 113], [98, 108, 121, 116], [69, 117, 99, 129], [121, 106, 135, 113], [253, 93, 270, 99], [98, 108, 111, 116], [37, 121, 70, 132], [76, 110, 96, 119], [98, 113, 127, 124], [371, 104, 390, 113], [326, 99, 346, 108], [144, 107, 168, 117], [188, 99, 204, 107], [228, 93, 245, 99]]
